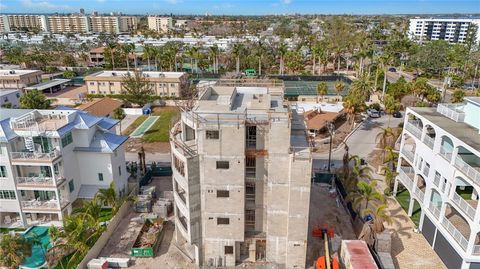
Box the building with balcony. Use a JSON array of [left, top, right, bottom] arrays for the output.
[[394, 97, 480, 269], [147, 16, 173, 32], [84, 70, 189, 98], [169, 81, 312, 267], [0, 108, 128, 229], [0, 69, 43, 89], [46, 15, 90, 33], [408, 18, 480, 44], [3, 15, 48, 32]]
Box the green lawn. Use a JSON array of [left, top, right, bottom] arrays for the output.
[[142, 107, 180, 143], [396, 188, 422, 226], [123, 115, 147, 135], [456, 186, 474, 200], [0, 227, 25, 234]]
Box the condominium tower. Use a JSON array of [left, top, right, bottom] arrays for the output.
[[170, 81, 312, 267], [0, 108, 128, 228], [408, 18, 480, 44], [395, 97, 480, 269], [147, 16, 173, 32]]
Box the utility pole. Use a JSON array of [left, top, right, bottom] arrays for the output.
[[327, 121, 335, 173]]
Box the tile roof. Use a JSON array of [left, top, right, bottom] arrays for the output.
[[76, 97, 123, 117]]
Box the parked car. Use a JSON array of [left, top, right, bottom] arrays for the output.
[[367, 109, 380, 118], [392, 111, 402, 118], [388, 67, 397, 72]]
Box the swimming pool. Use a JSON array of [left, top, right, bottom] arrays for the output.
[[20, 226, 51, 269]]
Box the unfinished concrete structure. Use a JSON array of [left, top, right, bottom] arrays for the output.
[[170, 80, 312, 267]]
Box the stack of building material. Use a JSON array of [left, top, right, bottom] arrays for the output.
[[87, 258, 108, 269], [102, 257, 131, 268], [140, 186, 157, 199], [152, 198, 172, 218], [162, 191, 173, 201], [134, 195, 152, 213], [340, 240, 378, 269]]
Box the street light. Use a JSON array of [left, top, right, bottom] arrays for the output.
[[326, 121, 335, 173]]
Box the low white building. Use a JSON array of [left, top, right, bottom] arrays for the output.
[[0, 89, 22, 108], [395, 97, 480, 269], [408, 18, 480, 44], [0, 108, 128, 228]]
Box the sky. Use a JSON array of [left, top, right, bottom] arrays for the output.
[[0, 0, 479, 15]]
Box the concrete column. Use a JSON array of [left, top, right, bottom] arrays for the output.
[[393, 178, 399, 196], [407, 197, 415, 216], [466, 228, 477, 256], [440, 201, 448, 221]]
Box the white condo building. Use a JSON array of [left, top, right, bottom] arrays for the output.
[[0, 108, 128, 228], [408, 18, 480, 44], [395, 97, 480, 269]]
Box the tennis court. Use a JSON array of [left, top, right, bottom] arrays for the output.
[[130, 116, 160, 138], [284, 80, 350, 97]]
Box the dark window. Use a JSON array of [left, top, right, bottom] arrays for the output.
[[118, 166, 121, 176], [61, 132, 73, 147], [216, 161, 229, 169], [98, 173, 104, 181], [217, 190, 229, 198], [224, 246, 234, 254], [0, 166, 7, 177], [217, 217, 229, 225], [68, 180, 75, 192], [206, 130, 219, 139]]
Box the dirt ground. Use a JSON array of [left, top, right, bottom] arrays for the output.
[[313, 118, 356, 153], [125, 138, 171, 154], [45, 85, 87, 98], [306, 183, 356, 268]]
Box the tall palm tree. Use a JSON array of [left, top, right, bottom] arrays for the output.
[[316, 82, 328, 103], [350, 155, 374, 182], [350, 180, 385, 211], [381, 166, 398, 195], [0, 234, 32, 269], [334, 81, 345, 99], [73, 197, 102, 220], [231, 43, 244, 74], [254, 40, 266, 76], [142, 44, 154, 71], [186, 46, 199, 74], [107, 42, 117, 70], [209, 44, 219, 74], [121, 43, 134, 71], [343, 98, 356, 129], [277, 42, 288, 75], [363, 203, 392, 233], [383, 145, 399, 170], [375, 127, 397, 149], [383, 94, 401, 127]]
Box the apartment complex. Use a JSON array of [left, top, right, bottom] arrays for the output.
[[408, 18, 480, 43], [0, 108, 128, 229], [0, 70, 43, 89], [0, 14, 138, 34], [84, 71, 189, 97], [147, 16, 173, 32], [395, 97, 480, 269], [170, 81, 312, 267]]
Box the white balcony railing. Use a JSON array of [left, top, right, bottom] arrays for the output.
[[428, 203, 441, 220], [10, 150, 61, 162], [405, 122, 422, 139], [21, 200, 60, 210], [17, 177, 55, 187], [441, 217, 468, 251], [433, 173, 441, 188], [437, 103, 466, 123], [454, 156, 480, 185], [423, 135, 435, 149], [401, 148, 415, 163], [439, 148, 452, 162], [473, 245, 480, 256], [451, 192, 476, 221], [413, 186, 425, 202], [398, 167, 415, 189]]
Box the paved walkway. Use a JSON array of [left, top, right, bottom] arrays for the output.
[[120, 115, 140, 134], [131, 116, 159, 138]]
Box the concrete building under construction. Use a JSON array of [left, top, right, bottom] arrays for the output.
[[169, 80, 312, 267]]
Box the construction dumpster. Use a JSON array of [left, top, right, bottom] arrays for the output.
[[130, 219, 164, 257]]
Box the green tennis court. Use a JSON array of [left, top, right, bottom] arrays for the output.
[[130, 116, 160, 138], [284, 80, 350, 97]]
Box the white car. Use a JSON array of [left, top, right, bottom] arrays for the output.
[[367, 109, 380, 118]]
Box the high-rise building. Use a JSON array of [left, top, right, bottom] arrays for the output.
[[395, 97, 480, 269], [408, 18, 480, 44], [80, 8, 85, 15], [147, 16, 173, 32], [0, 108, 128, 228], [5, 15, 48, 32], [0, 15, 10, 33], [46, 15, 90, 33], [170, 80, 312, 267]]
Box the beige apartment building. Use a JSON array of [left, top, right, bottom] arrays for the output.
[[170, 80, 312, 267], [5, 15, 47, 31], [0, 15, 9, 33], [0, 70, 43, 89], [147, 16, 173, 32], [84, 71, 189, 97], [47, 15, 90, 33], [119, 16, 138, 32], [89, 16, 119, 34]]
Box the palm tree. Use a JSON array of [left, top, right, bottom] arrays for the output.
[[316, 82, 328, 103], [0, 234, 32, 269], [254, 40, 266, 76], [96, 182, 118, 213], [375, 127, 396, 149], [350, 180, 385, 212], [334, 81, 345, 99], [343, 98, 356, 129], [73, 197, 102, 220], [107, 42, 117, 69], [381, 166, 398, 195], [350, 155, 374, 182], [363, 203, 392, 233], [186, 46, 199, 74], [231, 43, 244, 74], [383, 145, 399, 170], [277, 42, 288, 75], [121, 43, 134, 71], [209, 44, 219, 74], [383, 94, 401, 127], [142, 44, 154, 71]]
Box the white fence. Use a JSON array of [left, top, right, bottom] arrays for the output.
[[123, 108, 143, 115]]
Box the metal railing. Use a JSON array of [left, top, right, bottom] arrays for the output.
[[10, 150, 61, 162], [21, 200, 60, 210], [428, 203, 441, 219], [405, 122, 422, 139], [437, 104, 466, 123], [398, 167, 415, 189], [454, 156, 480, 185], [401, 148, 415, 163], [451, 192, 476, 221], [441, 217, 468, 251], [473, 245, 480, 256], [413, 186, 425, 201], [439, 148, 452, 162], [16, 177, 55, 187], [423, 135, 435, 149]]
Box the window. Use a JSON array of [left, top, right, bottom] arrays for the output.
[[206, 130, 219, 139], [173, 155, 185, 176], [98, 173, 104, 181], [217, 217, 229, 225], [217, 190, 229, 198], [61, 132, 73, 147], [68, 180, 75, 192], [89, 82, 94, 85], [224, 246, 234, 254], [0, 190, 16, 200], [109, 82, 114, 86], [0, 166, 7, 177], [216, 161, 229, 169], [170, 83, 176, 87], [118, 166, 122, 176]]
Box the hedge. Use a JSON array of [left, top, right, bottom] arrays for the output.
[[86, 94, 181, 101]]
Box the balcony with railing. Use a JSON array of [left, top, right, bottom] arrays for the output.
[[10, 150, 61, 163], [405, 122, 423, 140], [423, 135, 435, 149], [428, 203, 441, 220], [20, 199, 65, 211], [439, 147, 453, 163], [412, 185, 425, 202], [451, 192, 476, 221], [401, 147, 415, 163], [441, 216, 468, 251], [473, 245, 480, 256], [398, 166, 415, 189], [10, 111, 69, 133], [16, 176, 63, 188], [436, 103, 466, 123], [454, 156, 480, 185]]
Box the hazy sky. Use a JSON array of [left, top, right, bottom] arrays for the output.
[[1, 0, 479, 15]]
